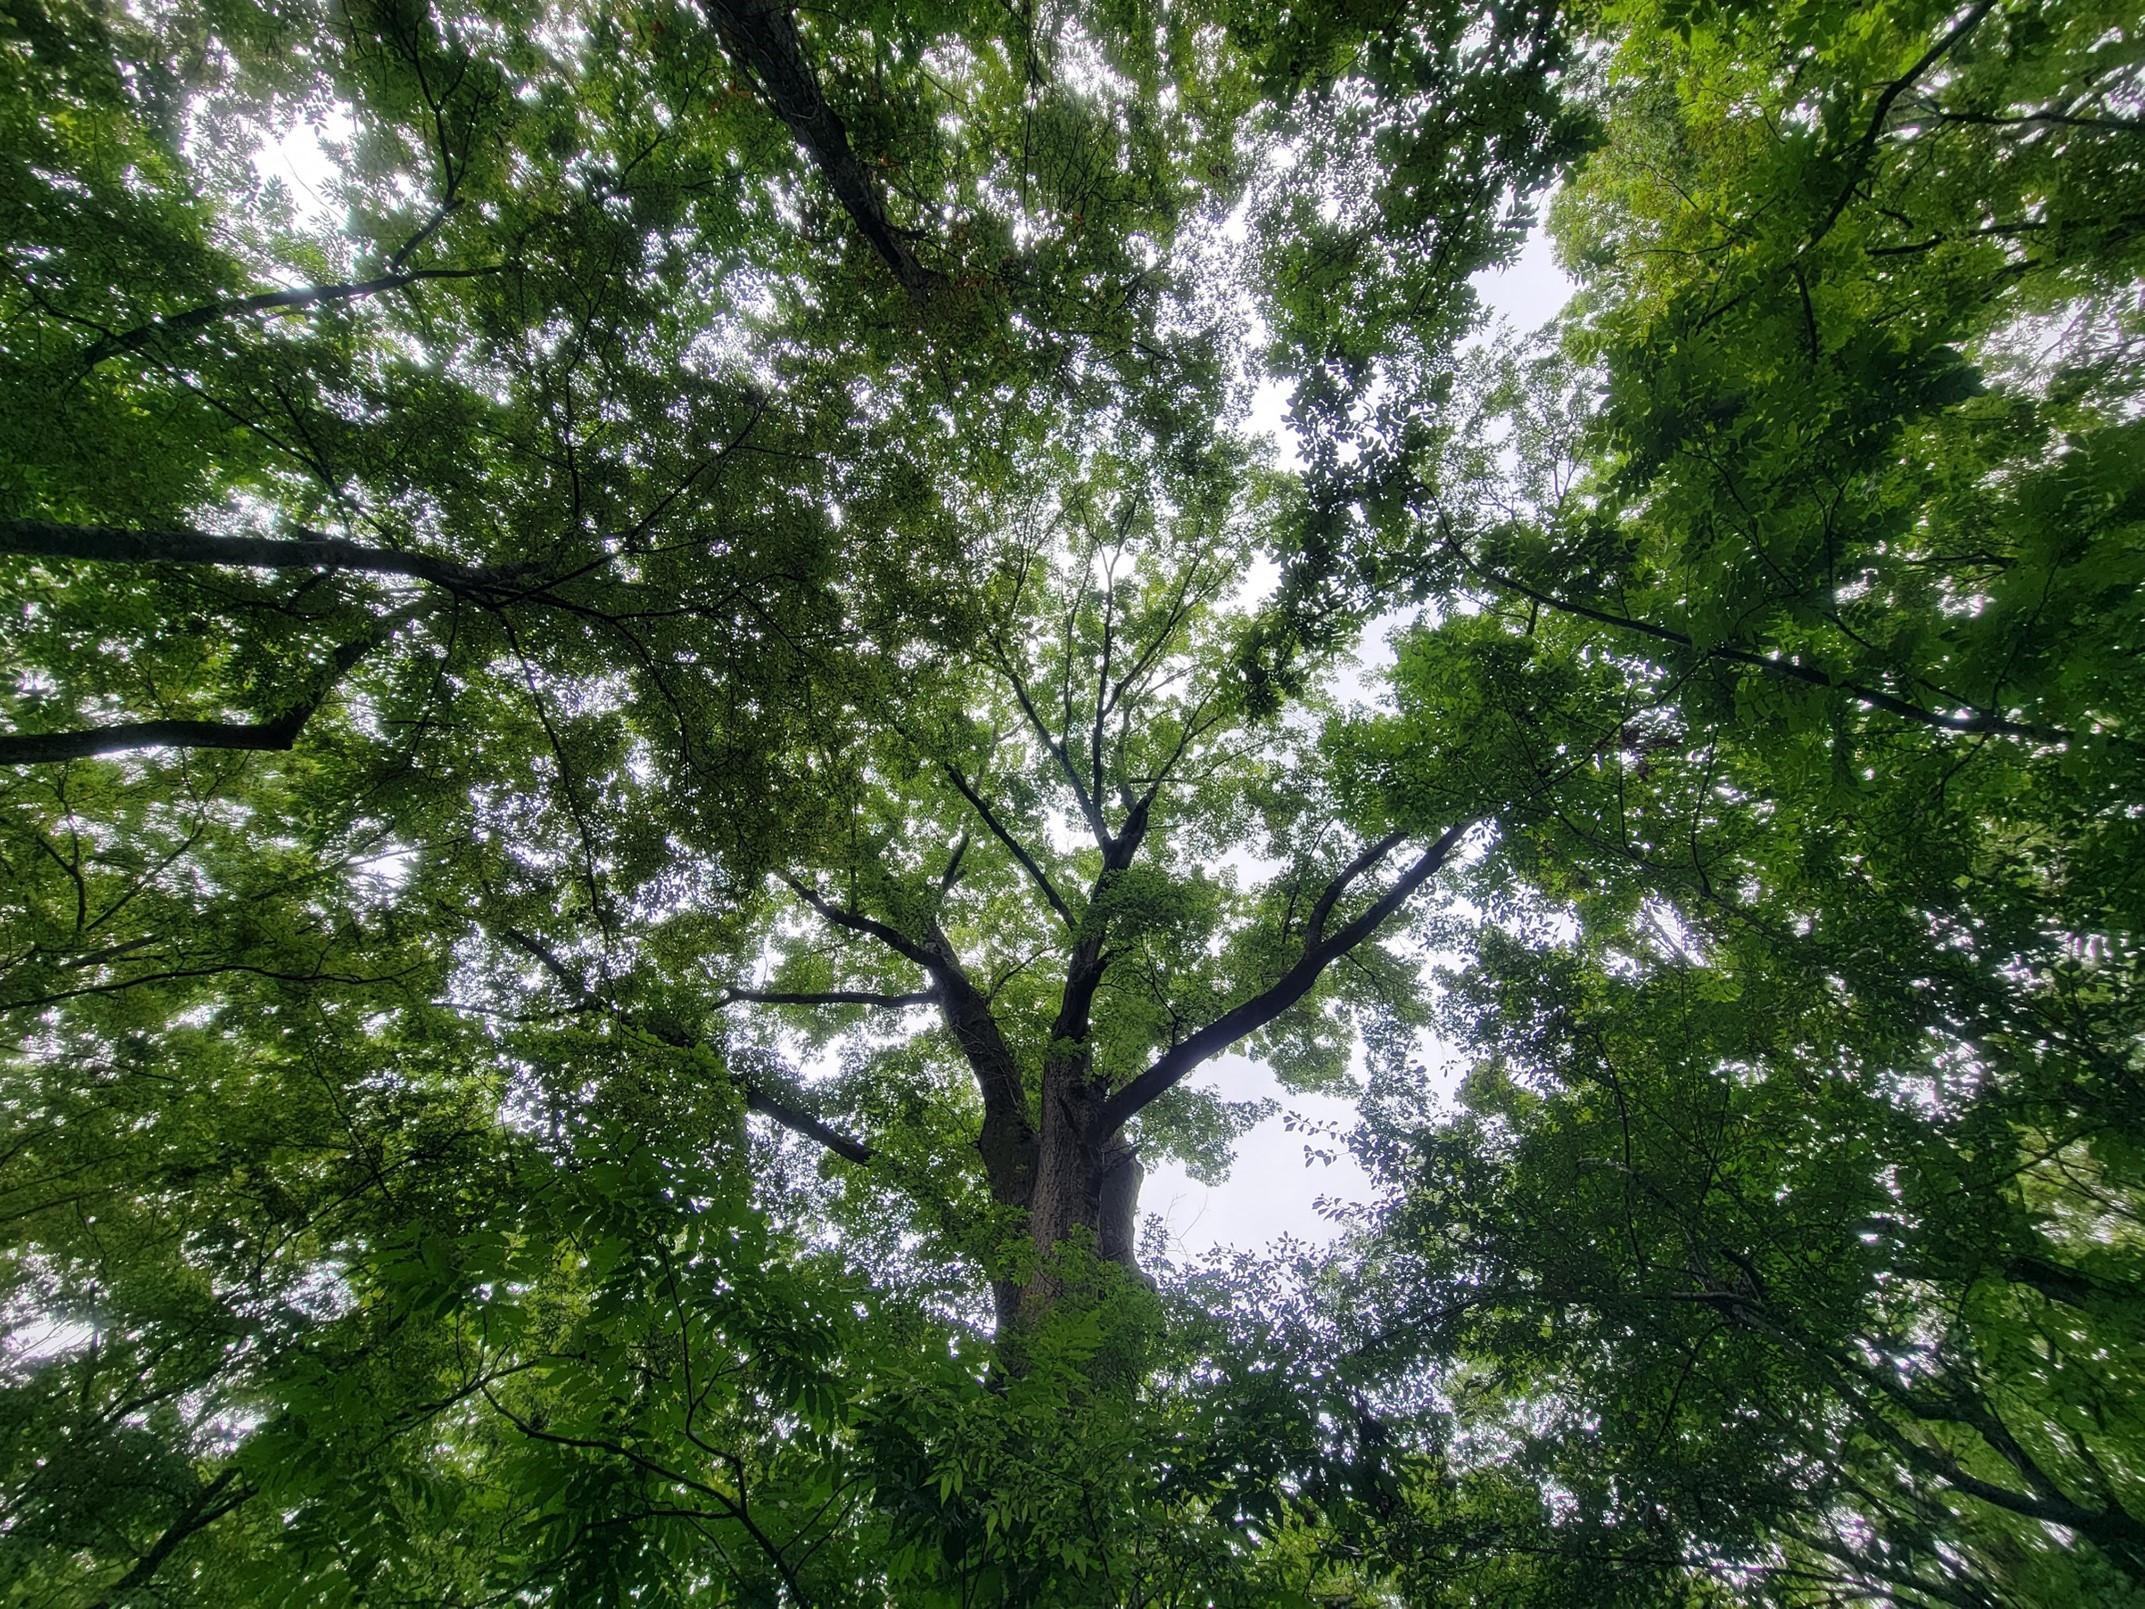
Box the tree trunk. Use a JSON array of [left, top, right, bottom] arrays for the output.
[[1003, 1051, 1147, 1326]]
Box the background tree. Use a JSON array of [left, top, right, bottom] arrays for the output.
[[1312, 0, 2145, 1599]]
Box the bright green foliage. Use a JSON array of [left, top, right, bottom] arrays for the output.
[[0, 0, 1555, 1600], [1324, 0, 2145, 1600], [4, 0, 2141, 1602]]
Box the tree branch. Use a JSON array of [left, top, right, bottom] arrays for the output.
[[85, 1465, 251, 1609], [78, 264, 502, 371], [1100, 547, 1197, 727], [1441, 533, 2076, 745], [0, 627, 398, 767], [733, 1055, 876, 1167], [1092, 553, 1117, 807], [723, 986, 937, 1009], [1094, 821, 1470, 1136], [499, 926, 874, 1166], [776, 873, 940, 970], [2, 517, 506, 595], [1810, 0, 2000, 248], [939, 762, 1075, 928], [1306, 830, 1406, 941], [999, 658, 1112, 847], [709, 1, 940, 297], [0, 714, 309, 767], [476, 1383, 815, 1606], [922, 919, 1039, 1203], [1127, 690, 1227, 821], [771, 874, 1033, 1190]]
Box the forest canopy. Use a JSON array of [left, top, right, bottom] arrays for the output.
[[1, 0, 2140, 1603]]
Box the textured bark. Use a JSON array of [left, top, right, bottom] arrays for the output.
[[1015, 1060, 1108, 1320], [710, 2, 940, 296], [1009, 1099, 1147, 1324], [1095, 1145, 1145, 1274], [1004, 809, 1154, 1315], [1, 517, 502, 594]]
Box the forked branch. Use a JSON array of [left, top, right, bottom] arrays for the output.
[[998, 658, 1112, 847], [1094, 821, 1471, 1136], [939, 761, 1075, 928], [775, 874, 1038, 1197], [500, 926, 873, 1165]]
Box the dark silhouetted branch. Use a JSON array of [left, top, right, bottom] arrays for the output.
[[1442, 534, 2076, 745], [724, 987, 937, 1009], [710, 2, 939, 296], [940, 762, 1075, 928], [85, 1466, 251, 1609], [776, 874, 940, 970], [0, 630, 392, 767], [78, 263, 502, 370], [499, 926, 874, 1165], [1096, 822, 1471, 1135], [2, 517, 502, 595]]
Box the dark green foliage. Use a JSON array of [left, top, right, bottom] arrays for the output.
[[1320, 0, 2145, 1598], [3, 0, 2140, 1601]]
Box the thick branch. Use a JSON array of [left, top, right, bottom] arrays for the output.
[[1001, 660, 1112, 847], [1040, 769, 1168, 1063], [724, 986, 936, 1009], [924, 920, 1038, 1202], [2, 517, 503, 595], [710, 2, 938, 296], [736, 1064, 875, 1167], [1306, 830, 1406, 941], [500, 926, 873, 1165], [0, 715, 310, 767], [0, 629, 392, 767], [938, 831, 969, 893], [753, 881, 1038, 1189], [777, 874, 940, 970], [1095, 822, 1470, 1136]]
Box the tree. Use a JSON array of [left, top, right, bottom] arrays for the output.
[[2, 0, 2139, 1603], [0, 0, 1574, 1599], [1309, 0, 2145, 1599]]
